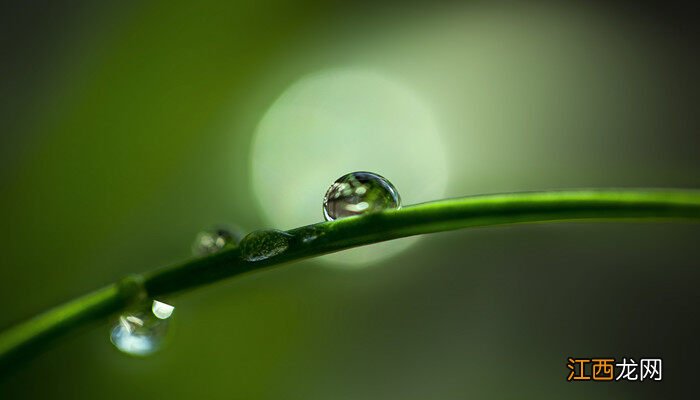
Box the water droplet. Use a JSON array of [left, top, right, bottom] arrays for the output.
[[240, 229, 292, 262], [323, 172, 401, 221], [192, 226, 242, 256], [296, 226, 326, 245], [110, 300, 175, 356], [151, 300, 174, 319]]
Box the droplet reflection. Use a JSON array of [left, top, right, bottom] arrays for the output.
[[323, 172, 401, 221], [110, 300, 174, 356]]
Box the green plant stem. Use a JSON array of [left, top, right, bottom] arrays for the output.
[[2, 189, 700, 374]]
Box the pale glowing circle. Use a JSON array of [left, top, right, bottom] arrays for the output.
[[251, 68, 448, 266]]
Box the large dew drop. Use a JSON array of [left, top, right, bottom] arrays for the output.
[[323, 172, 401, 221], [240, 229, 292, 262], [192, 226, 242, 256], [110, 300, 174, 356]]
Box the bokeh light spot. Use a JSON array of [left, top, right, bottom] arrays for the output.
[[250, 68, 449, 267]]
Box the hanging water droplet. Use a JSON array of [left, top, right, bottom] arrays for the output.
[[110, 299, 175, 356], [323, 171, 401, 221], [240, 229, 292, 262], [151, 300, 175, 319], [192, 226, 242, 256]]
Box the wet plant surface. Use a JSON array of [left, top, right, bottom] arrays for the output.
[[1, 186, 700, 369]]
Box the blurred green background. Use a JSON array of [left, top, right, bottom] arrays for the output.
[[1, 0, 699, 398]]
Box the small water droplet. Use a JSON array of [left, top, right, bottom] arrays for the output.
[[110, 300, 174, 356], [151, 300, 174, 319], [297, 226, 326, 245], [240, 229, 292, 262], [323, 172, 401, 221], [303, 234, 318, 244], [192, 226, 242, 256]]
